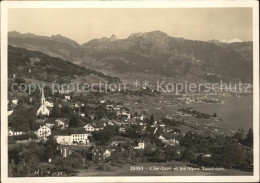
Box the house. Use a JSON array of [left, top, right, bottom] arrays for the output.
[[103, 149, 112, 158], [159, 123, 166, 128], [71, 133, 92, 145], [106, 104, 114, 109], [158, 135, 167, 143], [55, 132, 92, 145], [58, 89, 70, 94], [107, 120, 115, 126], [92, 147, 112, 162], [55, 135, 72, 145], [84, 124, 95, 132], [64, 95, 71, 101], [8, 129, 24, 136], [89, 114, 96, 120], [12, 99, 18, 106], [121, 111, 131, 119], [113, 105, 123, 111], [79, 113, 85, 118], [36, 125, 51, 140], [8, 110, 13, 116], [119, 127, 126, 133], [133, 114, 144, 121], [134, 141, 145, 149], [55, 119, 65, 129], [158, 135, 179, 146], [36, 90, 50, 116], [92, 147, 105, 162], [194, 153, 212, 160]]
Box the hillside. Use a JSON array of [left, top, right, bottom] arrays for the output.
[[8, 31, 253, 83], [8, 31, 86, 62], [8, 45, 119, 84]]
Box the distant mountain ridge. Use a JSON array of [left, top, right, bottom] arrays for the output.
[[8, 31, 253, 83], [9, 31, 80, 47], [8, 45, 119, 84]]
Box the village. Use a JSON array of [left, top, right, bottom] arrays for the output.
[[7, 84, 253, 176]]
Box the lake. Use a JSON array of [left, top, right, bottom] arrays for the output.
[[190, 95, 253, 130]]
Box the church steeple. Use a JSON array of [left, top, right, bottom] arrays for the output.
[[41, 89, 46, 105]]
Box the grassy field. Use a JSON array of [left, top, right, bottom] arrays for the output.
[[76, 161, 253, 176]]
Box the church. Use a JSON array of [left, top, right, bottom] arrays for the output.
[[36, 90, 50, 116]]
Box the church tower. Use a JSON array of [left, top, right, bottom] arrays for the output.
[[37, 89, 49, 117], [41, 89, 46, 105]]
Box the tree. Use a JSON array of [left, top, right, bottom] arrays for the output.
[[244, 128, 253, 147], [149, 114, 154, 125], [164, 146, 180, 161], [45, 145, 54, 161], [92, 128, 115, 145], [8, 159, 16, 176], [61, 104, 71, 116], [220, 144, 245, 168], [68, 114, 81, 128], [212, 113, 217, 118], [51, 104, 61, 118], [181, 148, 194, 162], [126, 125, 142, 138], [14, 76, 26, 85]]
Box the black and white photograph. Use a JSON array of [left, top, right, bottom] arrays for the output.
[[1, 1, 259, 182]]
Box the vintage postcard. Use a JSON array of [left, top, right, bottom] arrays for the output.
[[1, 1, 259, 182]]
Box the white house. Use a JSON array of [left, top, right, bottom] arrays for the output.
[[36, 125, 51, 140], [79, 113, 85, 118], [134, 141, 145, 149], [103, 149, 112, 158], [36, 90, 50, 116], [55, 135, 72, 145], [84, 124, 95, 132], [71, 133, 92, 145], [134, 115, 144, 121], [55, 133, 92, 145], [158, 135, 179, 146], [64, 95, 70, 101], [121, 111, 131, 120], [12, 99, 18, 106], [8, 129, 24, 136], [8, 110, 13, 116], [158, 135, 167, 143], [119, 127, 126, 133]]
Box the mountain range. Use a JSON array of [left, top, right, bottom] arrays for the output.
[[8, 31, 253, 83]]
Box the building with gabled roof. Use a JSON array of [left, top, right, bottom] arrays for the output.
[[36, 90, 50, 116]]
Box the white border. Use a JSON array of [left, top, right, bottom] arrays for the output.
[[1, 1, 259, 182]]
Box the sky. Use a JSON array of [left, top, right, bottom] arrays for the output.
[[8, 8, 253, 44]]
